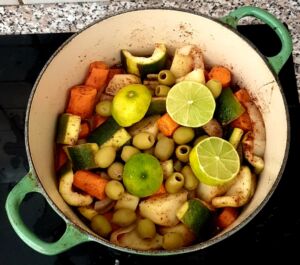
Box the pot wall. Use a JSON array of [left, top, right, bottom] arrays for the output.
[[27, 9, 288, 244]]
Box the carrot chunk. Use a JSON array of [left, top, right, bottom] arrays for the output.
[[66, 85, 97, 119], [208, 66, 232, 88], [73, 170, 108, 200], [88, 61, 109, 73], [55, 145, 68, 172], [217, 207, 239, 229], [231, 111, 252, 131], [85, 67, 109, 92], [107, 68, 124, 84], [157, 113, 180, 137], [79, 122, 90, 139], [234, 88, 251, 105], [91, 114, 108, 130]]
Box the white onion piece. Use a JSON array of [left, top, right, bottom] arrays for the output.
[[94, 198, 115, 214]]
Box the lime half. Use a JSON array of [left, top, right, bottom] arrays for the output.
[[189, 137, 240, 186], [166, 81, 215, 127]]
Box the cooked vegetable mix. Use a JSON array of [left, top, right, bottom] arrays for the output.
[[55, 43, 265, 250]]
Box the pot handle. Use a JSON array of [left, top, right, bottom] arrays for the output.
[[5, 171, 90, 255], [220, 6, 293, 74]]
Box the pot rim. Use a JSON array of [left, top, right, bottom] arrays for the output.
[[24, 7, 291, 256]]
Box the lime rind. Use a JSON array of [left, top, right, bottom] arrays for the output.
[[166, 81, 216, 128], [189, 137, 240, 186]]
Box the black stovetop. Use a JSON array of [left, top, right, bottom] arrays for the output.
[[0, 25, 299, 265]]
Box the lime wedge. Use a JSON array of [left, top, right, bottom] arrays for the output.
[[189, 137, 240, 186], [166, 81, 215, 127]]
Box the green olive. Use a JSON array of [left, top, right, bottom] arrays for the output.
[[105, 180, 125, 200], [154, 137, 175, 161], [158, 70, 176, 86], [107, 162, 124, 180], [162, 232, 184, 250], [181, 165, 199, 190], [155, 85, 170, 97], [165, 172, 184, 194], [175, 145, 191, 163], [137, 218, 156, 239], [173, 127, 195, 145], [112, 208, 137, 227], [121, 146, 140, 162], [91, 215, 112, 238], [173, 160, 183, 172], [133, 132, 155, 150], [95, 100, 112, 117], [156, 132, 165, 141], [94, 146, 116, 168]]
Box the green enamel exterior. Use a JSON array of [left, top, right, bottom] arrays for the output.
[[5, 171, 90, 255], [220, 6, 293, 74]]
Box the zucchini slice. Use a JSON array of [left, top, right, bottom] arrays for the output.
[[65, 143, 98, 171], [56, 113, 81, 145], [121, 43, 167, 78], [146, 97, 166, 115], [176, 199, 211, 235]]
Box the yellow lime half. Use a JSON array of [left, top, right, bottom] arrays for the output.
[[166, 81, 216, 128], [189, 137, 240, 186]]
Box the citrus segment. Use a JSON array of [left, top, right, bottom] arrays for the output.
[[189, 137, 240, 186], [166, 81, 215, 127]]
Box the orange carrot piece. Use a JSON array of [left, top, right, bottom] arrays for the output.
[[79, 122, 90, 139], [66, 85, 97, 119], [217, 207, 239, 229], [234, 88, 251, 105], [85, 67, 109, 92], [55, 145, 68, 172], [107, 68, 124, 84], [157, 113, 180, 137], [91, 114, 108, 130], [208, 66, 232, 88], [73, 170, 108, 200], [231, 111, 253, 131], [88, 61, 109, 73]]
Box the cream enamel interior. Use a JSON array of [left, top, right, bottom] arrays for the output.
[[27, 9, 288, 248]]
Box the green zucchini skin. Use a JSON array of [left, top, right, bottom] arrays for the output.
[[56, 113, 81, 145], [66, 143, 98, 171], [87, 117, 121, 145], [146, 97, 166, 115]]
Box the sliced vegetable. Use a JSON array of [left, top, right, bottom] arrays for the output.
[[216, 207, 239, 229], [84, 62, 109, 93], [159, 223, 196, 247], [94, 198, 115, 214], [176, 199, 211, 235], [217, 87, 245, 125], [101, 128, 131, 149], [66, 85, 97, 119], [56, 113, 81, 145], [107, 67, 124, 83], [205, 79, 222, 98], [128, 115, 160, 138], [235, 88, 266, 157], [196, 182, 230, 203], [91, 114, 108, 130], [77, 205, 98, 220], [208, 66, 231, 88], [146, 97, 166, 115], [157, 113, 179, 137], [139, 191, 188, 226], [65, 143, 98, 171], [202, 119, 223, 138], [87, 117, 120, 145], [121, 43, 167, 78], [176, 69, 205, 84], [160, 159, 174, 179], [242, 131, 265, 174], [212, 166, 253, 208], [114, 192, 140, 211], [55, 145, 68, 172], [58, 163, 93, 206], [73, 170, 109, 200], [110, 224, 163, 250], [105, 74, 141, 96], [229, 127, 244, 149], [170, 45, 204, 78], [78, 121, 90, 139]]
